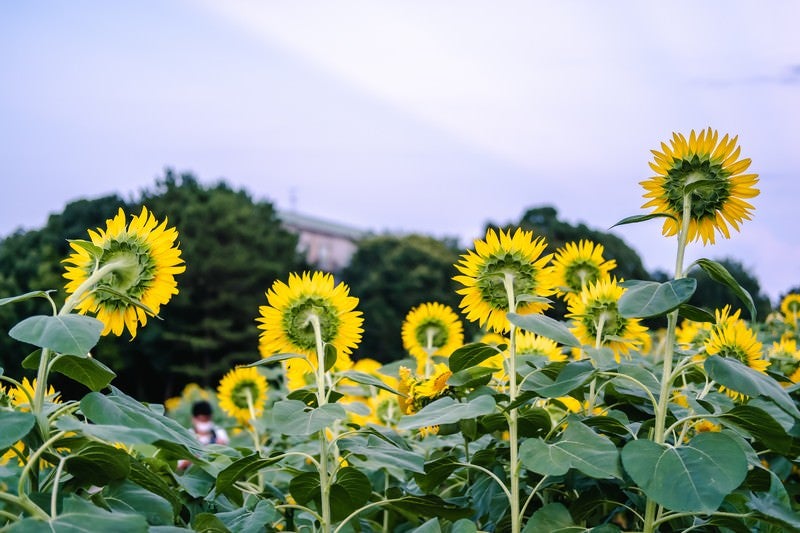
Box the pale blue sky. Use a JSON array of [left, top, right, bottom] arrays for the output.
[[1, 1, 798, 301]]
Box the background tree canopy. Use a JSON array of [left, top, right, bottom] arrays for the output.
[[0, 179, 780, 402]]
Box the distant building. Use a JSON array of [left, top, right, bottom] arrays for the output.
[[277, 210, 368, 272]]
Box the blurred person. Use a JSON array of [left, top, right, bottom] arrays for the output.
[[177, 400, 229, 471]]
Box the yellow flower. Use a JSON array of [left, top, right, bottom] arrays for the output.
[[676, 319, 712, 350], [282, 352, 354, 391], [414, 363, 453, 399], [401, 302, 464, 374], [515, 331, 567, 362], [397, 363, 453, 415], [694, 420, 721, 433], [780, 293, 800, 323], [566, 277, 650, 360], [454, 228, 555, 333], [547, 240, 617, 302], [704, 316, 766, 400], [641, 128, 759, 244], [9, 378, 60, 411], [62, 207, 185, 338], [217, 366, 268, 423], [257, 272, 363, 363]]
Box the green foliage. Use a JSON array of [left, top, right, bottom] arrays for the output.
[[687, 257, 772, 320]]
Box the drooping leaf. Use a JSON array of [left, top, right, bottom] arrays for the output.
[[339, 370, 401, 395], [618, 279, 696, 318], [289, 471, 320, 505], [449, 342, 504, 372], [692, 258, 757, 321], [0, 290, 55, 307], [0, 410, 35, 449], [270, 400, 347, 435], [213, 501, 280, 533], [323, 343, 337, 371], [621, 432, 748, 512], [10, 314, 103, 356], [397, 396, 496, 430], [447, 365, 496, 387], [50, 354, 116, 391], [521, 360, 595, 398], [216, 453, 284, 495], [721, 405, 793, 454], [610, 212, 676, 229], [246, 352, 305, 367], [678, 304, 715, 323], [519, 420, 622, 479], [385, 494, 472, 521], [522, 503, 582, 533], [507, 312, 581, 347], [103, 480, 174, 526], [64, 442, 131, 485], [339, 435, 425, 474]]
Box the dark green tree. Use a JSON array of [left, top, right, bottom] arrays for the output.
[[341, 234, 476, 363], [686, 257, 772, 320]]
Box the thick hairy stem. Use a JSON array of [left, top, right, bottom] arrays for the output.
[[502, 273, 521, 533]]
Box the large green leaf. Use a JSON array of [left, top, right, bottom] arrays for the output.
[[245, 352, 305, 367], [103, 480, 174, 526], [127, 458, 182, 514], [64, 442, 131, 485], [330, 467, 372, 520], [9, 314, 103, 356], [410, 518, 441, 533], [397, 396, 496, 430], [214, 501, 280, 533], [270, 400, 347, 435], [50, 354, 116, 391], [447, 365, 496, 387], [692, 258, 757, 321], [0, 410, 35, 449], [621, 432, 748, 512], [522, 503, 583, 533], [721, 405, 794, 454], [339, 435, 425, 474], [705, 356, 800, 419], [610, 212, 676, 229], [192, 513, 229, 533], [519, 420, 622, 479], [520, 360, 595, 397], [339, 370, 401, 395], [289, 471, 320, 505], [618, 279, 696, 318], [0, 290, 54, 307], [507, 312, 581, 347], [8, 494, 148, 533], [415, 457, 461, 492], [385, 494, 472, 521], [449, 342, 504, 372], [215, 453, 284, 495]]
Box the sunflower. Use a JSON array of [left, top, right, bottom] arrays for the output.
[[566, 277, 650, 360], [780, 293, 800, 324], [641, 128, 759, 244], [703, 317, 766, 400], [282, 351, 354, 391], [675, 319, 712, 350], [547, 240, 617, 301], [217, 366, 268, 423], [9, 377, 60, 411], [397, 363, 452, 415], [515, 331, 567, 362], [401, 302, 464, 373], [454, 228, 555, 333], [257, 272, 363, 363], [62, 207, 185, 338]]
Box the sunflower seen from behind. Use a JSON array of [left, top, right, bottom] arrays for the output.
[[257, 271, 364, 366], [401, 302, 464, 375], [217, 366, 268, 423], [62, 207, 185, 338], [641, 128, 759, 245], [453, 228, 555, 333], [703, 313, 766, 400], [548, 240, 617, 302]]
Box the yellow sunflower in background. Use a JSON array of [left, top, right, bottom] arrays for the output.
[[675, 319, 712, 350], [397, 363, 452, 415], [515, 331, 567, 362], [641, 128, 759, 244], [703, 317, 766, 400], [62, 207, 185, 338], [454, 228, 555, 333], [9, 377, 60, 411], [780, 293, 800, 324], [217, 366, 268, 423], [282, 352, 354, 391], [257, 272, 363, 363], [401, 302, 464, 373], [566, 277, 649, 360], [547, 240, 617, 302]]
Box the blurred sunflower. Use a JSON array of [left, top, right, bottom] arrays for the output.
[[704, 316, 766, 400], [62, 207, 185, 338], [257, 272, 363, 364], [397, 363, 452, 415], [9, 377, 60, 411], [675, 319, 712, 350], [780, 293, 800, 324], [547, 240, 617, 302], [454, 228, 554, 333], [401, 302, 464, 374], [566, 277, 649, 360], [641, 128, 759, 244], [217, 366, 268, 423], [516, 331, 567, 362]]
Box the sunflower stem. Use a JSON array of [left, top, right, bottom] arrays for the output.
[[308, 313, 332, 533], [643, 193, 692, 533], [502, 273, 521, 533], [424, 327, 436, 378]]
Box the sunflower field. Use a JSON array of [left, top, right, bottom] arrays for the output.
[[2, 129, 800, 532]]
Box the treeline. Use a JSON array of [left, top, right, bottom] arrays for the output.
[[0, 170, 777, 402]]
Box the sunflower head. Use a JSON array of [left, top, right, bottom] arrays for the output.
[[704, 313, 766, 400], [641, 128, 759, 244], [62, 207, 185, 338], [401, 302, 464, 371], [217, 366, 268, 423], [780, 293, 800, 323], [547, 240, 617, 301], [8, 378, 60, 412], [257, 272, 364, 362], [515, 331, 566, 362], [566, 277, 650, 360], [453, 228, 555, 333]]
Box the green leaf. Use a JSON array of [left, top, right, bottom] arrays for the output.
[[721, 405, 794, 454], [519, 420, 622, 479], [339, 370, 401, 395], [692, 258, 757, 321], [67, 239, 104, 258], [584, 347, 618, 371], [103, 480, 174, 526], [64, 442, 131, 485], [330, 467, 371, 520], [385, 494, 472, 521], [214, 500, 280, 533], [410, 518, 441, 533], [127, 458, 182, 515], [450, 519, 478, 533], [10, 314, 104, 355], [397, 395, 496, 430], [745, 476, 800, 530], [289, 471, 320, 505], [705, 356, 800, 419], [618, 279, 696, 318], [192, 513, 230, 533], [50, 354, 116, 391], [270, 400, 348, 435], [416, 457, 461, 492], [323, 343, 337, 371], [447, 365, 496, 387], [0, 410, 35, 449], [449, 342, 503, 372], [678, 304, 715, 323], [245, 352, 305, 367], [523, 503, 582, 533], [610, 212, 676, 229], [215, 453, 283, 495], [8, 494, 148, 533], [621, 432, 748, 512], [0, 290, 55, 307], [521, 360, 595, 397], [507, 312, 581, 347], [340, 435, 425, 474]]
